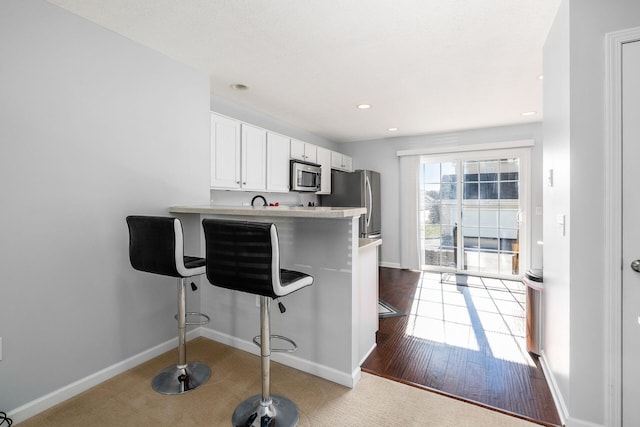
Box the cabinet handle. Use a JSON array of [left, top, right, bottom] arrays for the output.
[[236, 181, 240, 184]]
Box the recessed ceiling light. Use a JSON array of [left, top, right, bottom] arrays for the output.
[[387, 127, 399, 132], [230, 83, 249, 91], [538, 74, 544, 80], [521, 111, 537, 116], [356, 104, 372, 110]]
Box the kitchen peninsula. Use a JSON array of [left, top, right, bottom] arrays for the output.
[[169, 204, 381, 388]]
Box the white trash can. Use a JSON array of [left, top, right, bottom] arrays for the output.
[[523, 269, 543, 356]]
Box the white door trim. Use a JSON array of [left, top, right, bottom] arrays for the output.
[[604, 26, 640, 427]]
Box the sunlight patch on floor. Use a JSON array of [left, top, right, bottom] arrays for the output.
[[405, 273, 535, 366]]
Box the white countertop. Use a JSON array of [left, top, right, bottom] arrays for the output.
[[359, 238, 382, 250], [169, 204, 366, 218]]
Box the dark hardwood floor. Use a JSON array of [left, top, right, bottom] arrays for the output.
[[362, 267, 561, 426]]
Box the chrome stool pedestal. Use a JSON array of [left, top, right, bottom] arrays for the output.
[[152, 361, 211, 395], [232, 394, 299, 427], [152, 277, 211, 395], [232, 297, 299, 427]]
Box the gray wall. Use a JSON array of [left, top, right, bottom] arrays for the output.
[[341, 123, 544, 270], [0, 0, 210, 412], [543, 1, 640, 425]]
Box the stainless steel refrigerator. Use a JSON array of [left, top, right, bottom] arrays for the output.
[[320, 169, 381, 239]]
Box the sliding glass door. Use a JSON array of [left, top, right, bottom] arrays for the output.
[[420, 161, 458, 269], [419, 149, 529, 278]]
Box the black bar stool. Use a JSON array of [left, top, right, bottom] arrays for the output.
[[126, 215, 211, 395], [202, 219, 313, 427]]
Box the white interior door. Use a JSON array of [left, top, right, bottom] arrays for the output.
[[622, 39, 640, 426]]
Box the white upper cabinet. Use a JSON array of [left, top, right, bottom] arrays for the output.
[[290, 139, 317, 164], [211, 111, 353, 193], [305, 144, 318, 164], [342, 155, 353, 171], [289, 138, 305, 160], [266, 132, 290, 192], [210, 113, 266, 191], [210, 112, 241, 189], [241, 123, 267, 191], [316, 146, 331, 195], [330, 151, 353, 172]]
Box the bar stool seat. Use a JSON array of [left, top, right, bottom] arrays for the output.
[[202, 219, 313, 427], [126, 215, 211, 395]]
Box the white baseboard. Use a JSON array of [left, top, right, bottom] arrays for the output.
[[358, 343, 377, 367], [539, 350, 569, 426], [200, 327, 357, 388], [8, 329, 201, 424]]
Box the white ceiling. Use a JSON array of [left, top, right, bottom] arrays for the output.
[[47, 0, 560, 143]]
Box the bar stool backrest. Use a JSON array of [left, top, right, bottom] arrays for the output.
[[126, 215, 186, 278], [202, 219, 280, 298]]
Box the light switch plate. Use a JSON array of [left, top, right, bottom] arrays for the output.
[[557, 214, 566, 236]]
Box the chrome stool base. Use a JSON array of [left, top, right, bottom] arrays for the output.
[[232, 394, 299, 427], [152, 361, 211, 395]]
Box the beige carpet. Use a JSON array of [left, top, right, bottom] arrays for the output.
[[19, 338, 540, 426]]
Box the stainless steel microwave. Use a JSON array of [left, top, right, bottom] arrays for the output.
[[290, 160, 321, 192]]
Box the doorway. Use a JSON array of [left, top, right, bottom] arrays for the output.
[[605, 27, 640, 426], [418, 149, 530, 279], [621, 38, 640, 426]]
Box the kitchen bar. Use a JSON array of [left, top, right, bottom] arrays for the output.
[[169, 204, 381, 388]]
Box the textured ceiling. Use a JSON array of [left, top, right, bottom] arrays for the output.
[[47, 0, 561, 143]]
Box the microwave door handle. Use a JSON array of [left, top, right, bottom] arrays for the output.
[[365, 175, 372, 228]]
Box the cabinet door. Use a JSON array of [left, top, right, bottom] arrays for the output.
[[342, 154, 353, 172], [291, 139, 318, 163], [210, 113, 241, 189], [329, 151, 353, 171], [316, 146, 331, 194], [241, 124, 267, 191], [267, 132, 290, 192], [330, 151, 343, 169], [290, 139, 306, 161], [304, 143, 317, 163]]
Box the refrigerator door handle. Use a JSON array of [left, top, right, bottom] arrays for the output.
[[365, 174, 373, 229]]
